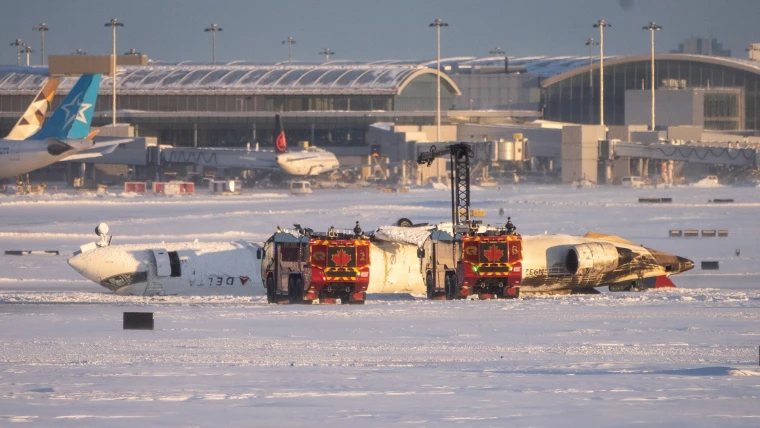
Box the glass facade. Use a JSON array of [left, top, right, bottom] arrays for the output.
[[543, 59, 760, 130]]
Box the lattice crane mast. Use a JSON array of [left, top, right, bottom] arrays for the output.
[[417, 143, 475, 228]]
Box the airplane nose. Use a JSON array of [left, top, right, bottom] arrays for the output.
[[67, 253, 99, 283], [678, 256, 695, 273]]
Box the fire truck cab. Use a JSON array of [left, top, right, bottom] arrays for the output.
[[259, 225, 370, 304], [418, 228, 459, 300], [454, 226, 522, 300], [417, 224, 522, 300]]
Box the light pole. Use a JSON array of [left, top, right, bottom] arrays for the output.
[[643, 22, 662, 130], [105, 18, 124, 126], [319, 48, 335, 62], [489, 46, 504, 56], [33, 23, 48, 65], [282, 37, 296, 65], [593, 19, 611, 126], [22, 45, 34, 66], [73, 48, 87, 55], [9, 38, 23, 65], [430, 18, 448, 144], [585, 38, 599, 124], [204, 23, 223, 64]]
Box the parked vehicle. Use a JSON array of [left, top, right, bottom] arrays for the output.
[[621, 176, 644, 188], [289, 180, 313, 195]]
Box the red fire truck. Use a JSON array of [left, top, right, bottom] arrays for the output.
[[454, 229, 522, 299], [259, 224, 371, 304], [416, 143, 521, 300]]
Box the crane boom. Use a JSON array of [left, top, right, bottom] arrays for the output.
[[417, 143, 475, 227]]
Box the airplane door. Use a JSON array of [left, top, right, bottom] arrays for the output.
[[10, 148, 20, 161], [151, 249, 172, 277]]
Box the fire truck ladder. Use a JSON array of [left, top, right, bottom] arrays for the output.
[[417, 143, 474, 227]]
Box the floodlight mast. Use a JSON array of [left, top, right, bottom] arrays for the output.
[[585, 38, 599, 123], [204, 23, 223, 64], [592, 19, 611, 126], [643, 21, 662, 130], [9, 38, 23, 66], [282, 37, 296, 65], [430, 18, 448, 144], [22, 44, 34, 66], [33, 23, 48, 65], [319, 48, 335, 62], [105, 18, 125, 127]]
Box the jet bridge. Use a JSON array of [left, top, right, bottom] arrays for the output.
[[156, 147, 279, 170], [604, 141, 760, 169]]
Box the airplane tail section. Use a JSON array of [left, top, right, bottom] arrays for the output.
[[31, 74, 101, 141], [5, 77, 60, 140], [274, 114, 287, 153]]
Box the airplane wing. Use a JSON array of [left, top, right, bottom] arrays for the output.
[[583, 231, 637, 246]]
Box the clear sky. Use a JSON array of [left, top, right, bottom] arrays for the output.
[[2, 0, 759, 65]]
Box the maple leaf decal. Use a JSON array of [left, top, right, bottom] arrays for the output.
[[331, 249, 352, 266], [483, 244, 505, 262]]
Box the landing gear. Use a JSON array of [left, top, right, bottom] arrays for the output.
[[397, 218, 414, 227], [608, 279, 648, 292]]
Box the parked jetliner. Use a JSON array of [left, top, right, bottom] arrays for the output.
[[0, 74, 130, 179], [68, 222, 692, 297], [271, 114, 340, 176]]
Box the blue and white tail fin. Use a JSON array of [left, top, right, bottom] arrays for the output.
[[30, 73, 102, 140]]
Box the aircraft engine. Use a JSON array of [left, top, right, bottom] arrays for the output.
[[565, 242, 621, 275]]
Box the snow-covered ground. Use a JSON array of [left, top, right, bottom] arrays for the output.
[[1, 184, 759, 426]]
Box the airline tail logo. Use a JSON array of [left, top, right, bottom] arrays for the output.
[[274, 114, 287, 153], [6, 77, 60, 140], [31, 73, 102, 141]]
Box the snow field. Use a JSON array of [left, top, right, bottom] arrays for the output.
[[1, 184, 759, 425]]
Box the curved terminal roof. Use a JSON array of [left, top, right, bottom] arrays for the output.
[[540, 54, 760, 87], [2, 54, 758, 94], [0, 64, 461, 96]]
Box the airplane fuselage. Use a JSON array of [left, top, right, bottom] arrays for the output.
[[370, 233, 693, 294], [68, 241, 264, 296], [68, 232, 692, 296], [0, 139, 74, 178], [276, 149, 340, 176]]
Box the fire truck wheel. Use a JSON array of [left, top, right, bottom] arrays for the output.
[[266, 276, 276, 304], [295, 278, 307, 303], [426, 272, 434, 299], [445, 274, 456, 300], [288, 276, 297, 304]]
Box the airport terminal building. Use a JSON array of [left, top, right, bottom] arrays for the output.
[[2, 53, 760, 153]]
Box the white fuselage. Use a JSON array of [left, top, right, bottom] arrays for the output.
[[276, 149, 340, 176], [68, 241, 263, 296], [0, 139, 72, 178]]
